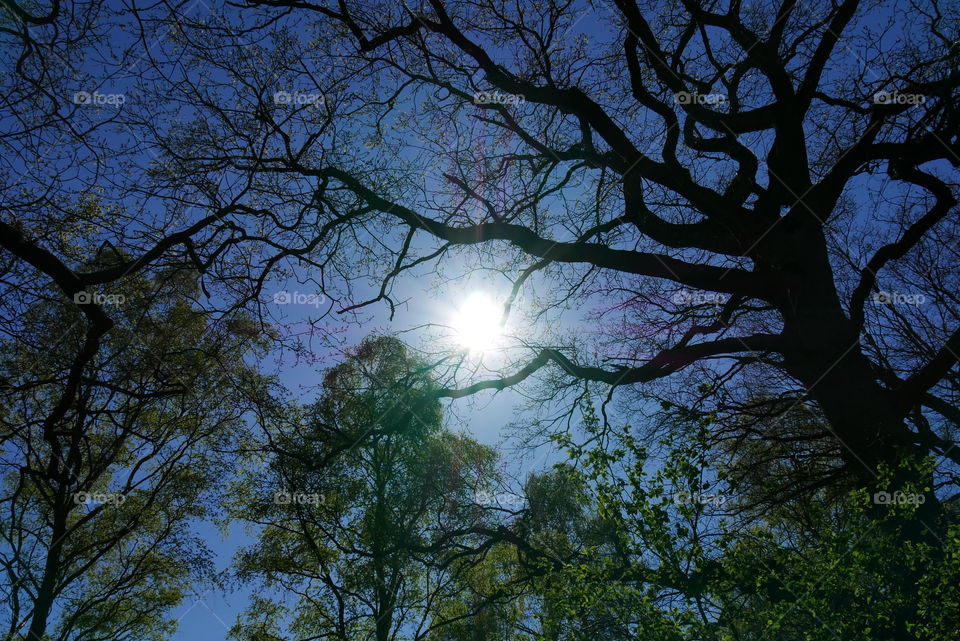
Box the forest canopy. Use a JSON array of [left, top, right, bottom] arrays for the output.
[[0, 0, 958, 640]]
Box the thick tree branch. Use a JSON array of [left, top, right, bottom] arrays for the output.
[[434, 334, 782, 398], [895, 328, 960, 409], [321, 167, 767, 298]]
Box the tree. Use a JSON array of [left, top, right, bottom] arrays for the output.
[[5, 0, 957, 507], [230, 335, 502, 641], [423, 541, 528, 641], [0, 263, 269, 641], [156, 0, 959, 503], [2, 2, 959, 637], [521, 401, 960, 641]]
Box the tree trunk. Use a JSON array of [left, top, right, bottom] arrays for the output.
[[771, 221, 942, 641], [26, 502, 67, 641]]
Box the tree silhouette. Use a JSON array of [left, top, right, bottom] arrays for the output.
[[177, 0, 959, 494]]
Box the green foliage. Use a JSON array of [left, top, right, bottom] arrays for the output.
[[230, 335, 500, 641], [0, 266, 269, 641], [519, 400, 960, 641]]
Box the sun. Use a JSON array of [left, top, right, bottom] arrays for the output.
[[451, 292, 505, 352]]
